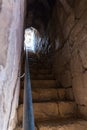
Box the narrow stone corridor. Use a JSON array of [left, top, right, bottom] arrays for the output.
[[1, 0, 87, 130], [15, 53, 87, 130]]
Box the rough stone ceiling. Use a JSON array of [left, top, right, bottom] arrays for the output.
[[26, 0, 56, 30]]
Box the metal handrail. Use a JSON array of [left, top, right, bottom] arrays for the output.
[[23, 49, 35, 130]]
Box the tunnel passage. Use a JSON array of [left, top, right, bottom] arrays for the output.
[[15, 0, 87, 130], [24, 0, 87, 118], [26, 0, 56, 33], [0, 0, 87, 130]]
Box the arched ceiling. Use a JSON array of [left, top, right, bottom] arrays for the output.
[[26, 0, 56, 33]]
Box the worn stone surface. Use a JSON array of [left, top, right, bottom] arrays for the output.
[[38, 120, 87, 130], [59, 102, 76, 118], [63, 12, 76, 40], [20, 87, 75, 104], [34, 103, 59, 120], [60, 70, 72, 88], [17, 102, 76, 123], [54, 42, 72, 87], [65, 88, 74, 101], [50, 0, 87, 117], [17, 104, 59, 123], [58, 89, 66, 100], [74, 0, 87, 19], [19, 88, 58, 103], [2, 0, 87, 130], [0, 0, 25, 130], [17, 104, 23, 124], [32, 88, 58, 102]]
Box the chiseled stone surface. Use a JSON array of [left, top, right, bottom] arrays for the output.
[[0, 0, 25, 130]]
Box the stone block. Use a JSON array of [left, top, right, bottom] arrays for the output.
[[70, 50, 83, 77], [78, 39, 87, 69], [59, 102, 76, 118], [32, 88, 58, 102], [78, 104, 87, 118], [54, 42, 71, 75], [65, 88, 74, 100], [63, 12, 75, 40], [58, 89, 66, 100], [57, 1, 67, 27], [69, 10, 87, 48], [60, 70, 72, 88], [33, 103, 59, 120], [74, 0, 87, 18], [72, 74, 84, 104]]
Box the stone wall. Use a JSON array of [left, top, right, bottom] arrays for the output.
[[0, 0, 25, 130], [48, 0, 87, 118]]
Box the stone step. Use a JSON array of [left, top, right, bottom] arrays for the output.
[[31, 80, 56, 88], [30, 69, 52, 74], [29, 59, 50, 63], [19, 88, 74, 104], [17, 101, 77, 123], [28, 52, 38, 57], [20, 80, 56, 89], [20, 79, 56, 89], [30, 74, 55, 80], [14, 119, 87, 130], [33, 102, 76, 121], [29, 64, 52, 69], [29, 59, 51, 66], [36, 119, 87, 130], [29, 60, 51, 65]]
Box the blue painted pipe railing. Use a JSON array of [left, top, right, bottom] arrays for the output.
[[23, 49, 35, 130]]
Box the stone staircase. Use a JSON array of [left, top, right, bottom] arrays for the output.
[[15, 54, 87, 130]]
